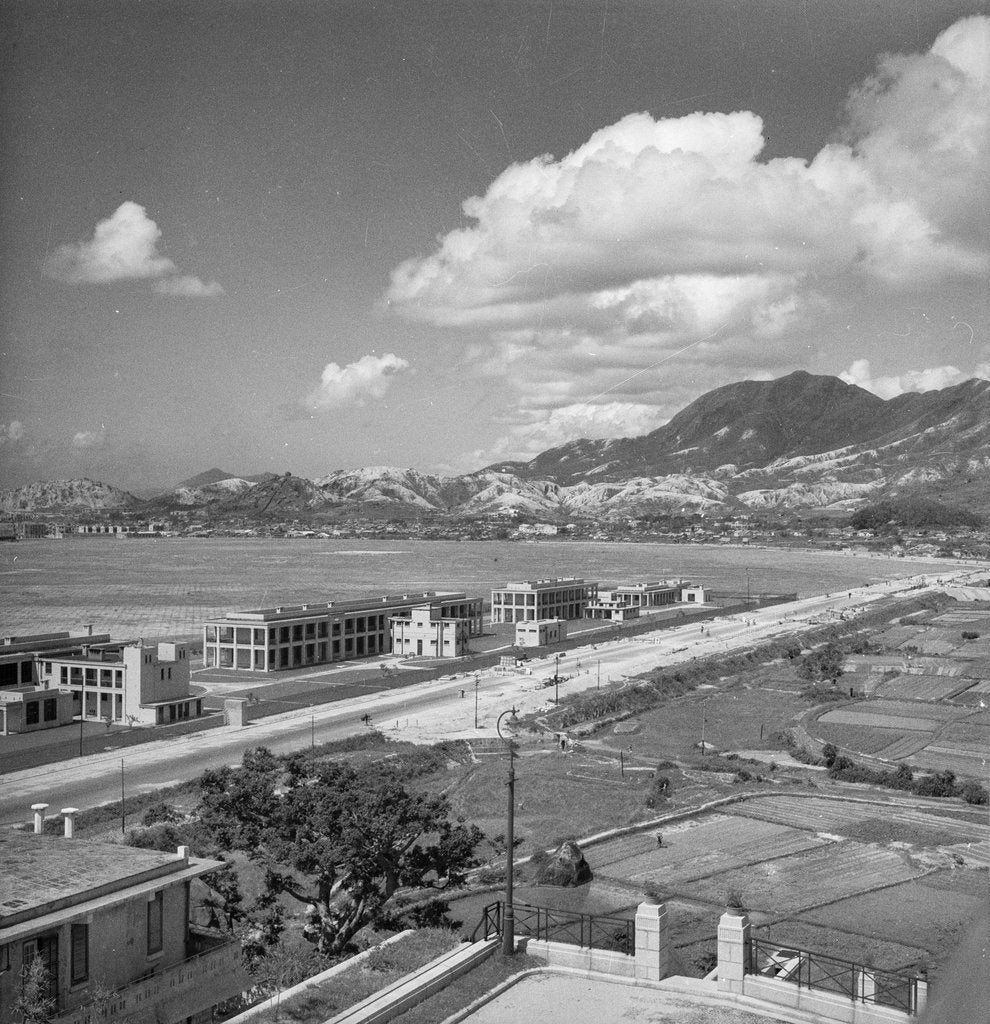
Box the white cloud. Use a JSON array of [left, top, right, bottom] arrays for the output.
[[72, 428, 106, 449], [303, 353, 410, 410], [0, 421, 25, 446], [386, 16, 989, 457], [44, 201, 223, 297], [839, 358, 990, 399], [154, 275, 225, 297]]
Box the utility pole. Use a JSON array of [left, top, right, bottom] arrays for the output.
[[496, 707, 519, 956], [474, 674, 480, 729], [554, 653, 561, 704], [120, 759, 126, 834], [597, 660, 601, 689], [79, 680, 84, 757]]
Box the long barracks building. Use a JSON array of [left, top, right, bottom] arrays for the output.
[[203, 591, 483, 672]]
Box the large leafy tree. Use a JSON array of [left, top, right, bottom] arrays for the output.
[[197, 748, 484, 956]]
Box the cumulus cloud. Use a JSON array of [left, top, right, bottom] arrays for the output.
[[71, 428, 106, 449], [840, 359, 990, 399], [154, 275, 225, 297], [0, 421, 25, 446], [44, 201, 223, 297], [386, 16, 989, 457], [303, 353, 410, 410]]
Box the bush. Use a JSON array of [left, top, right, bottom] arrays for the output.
[[960, 781, 988, 805], [961, 631, 979, 640], [645, 773, 672, 808]]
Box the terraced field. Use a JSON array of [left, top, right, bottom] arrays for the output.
[[592, 814, 825, 888], [873, 673, 972, 701], [681, 841, 922, 915], [815, 722, 907, 754], [731, 795, 990, 842]]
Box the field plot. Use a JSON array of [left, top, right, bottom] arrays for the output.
[[815, 722, 909, 754], [730, 795, 990, 842], [906, 744, 987, 778], [682, 841, 921, 915], [797, 871, 986, 953], [590, 814, 824, 888], [819, 709, 936, 732], [873, 673, 971, 701]]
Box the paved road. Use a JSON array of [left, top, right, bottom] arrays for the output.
[[0, 568, 975, 827]]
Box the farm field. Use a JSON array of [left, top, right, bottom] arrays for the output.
[[797, 870, 986, 954], [572, 790, 987, 975], [873, 673, 972, 701]]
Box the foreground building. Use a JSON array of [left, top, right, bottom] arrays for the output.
[[390, 603, 471, 658], [203, 591, 483, 672], [0, 821, 245, 1024]]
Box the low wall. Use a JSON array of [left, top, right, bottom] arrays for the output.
[[521, 938, 635, 978], [326, 938, 498, 1024], [742, 976, 916, 1024]]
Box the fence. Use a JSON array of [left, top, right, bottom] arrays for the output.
[[474, 901, 635, 954], [748, 937, 923, 1015]]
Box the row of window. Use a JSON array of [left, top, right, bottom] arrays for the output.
[[0, 891, 162, 995], [23, 698, 59, 725], [55, 665, 124, 688]]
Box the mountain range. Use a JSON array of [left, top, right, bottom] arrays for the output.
[[3, 372, 988, 518]]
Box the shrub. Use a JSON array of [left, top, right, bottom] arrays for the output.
[[960, 781, 988, 805], [961, 631, 979, 640]]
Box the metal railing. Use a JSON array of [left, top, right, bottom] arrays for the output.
[[749, 937, 923, 1015], [473, 901, 634, 954]]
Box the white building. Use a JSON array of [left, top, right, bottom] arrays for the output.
[[491, 578, 598, 624], [514, 618, 568, 648], [390, 603, 470, 658]]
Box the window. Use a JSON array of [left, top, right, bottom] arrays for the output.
[[0, 943, 9, 972], [147, 891, 163, 954], [43, 699, 57, 722], [25, 702, 40, 725], [70, 923, 88, 984]]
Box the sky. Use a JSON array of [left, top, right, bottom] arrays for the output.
[[1, 0, 988, 492]]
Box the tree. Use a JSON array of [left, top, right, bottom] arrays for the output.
[[799, 644, 844, 686], [13, 957, 56, 1024], [197, 748, 484, 956]]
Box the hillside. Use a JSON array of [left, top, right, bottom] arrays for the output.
[[3, 374, 988, 518]]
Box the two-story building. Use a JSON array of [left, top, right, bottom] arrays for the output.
[[0, 821, 245, 1024], [203, 591, 483, 673], [389, 603, 471, 658], [36, 640, 202, 727], [490, 578, 598, 624]]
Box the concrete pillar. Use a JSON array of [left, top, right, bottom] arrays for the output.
[[31, 803, 49, 833], [61, 807, 79, 838], [914, 975, 928, 1016], [224, 697, 250, 727], [176, 845, 190, 862], [717, 910, 751, 994], [857, 968, 876, 1003], [634, 900, 671, 982]]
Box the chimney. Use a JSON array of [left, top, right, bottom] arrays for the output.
[[176, 845, 190, 862], [31, 803, 49, 833], [61, 807, 79, 838]]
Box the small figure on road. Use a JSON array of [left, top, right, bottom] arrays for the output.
[[655, 832, 663, 848]]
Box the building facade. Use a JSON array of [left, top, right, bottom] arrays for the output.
[[0, 825, 245, 1024], [514, 618, 568, 648], [37, 640, 201, 726], [203, 591, 483, 673], [0, 687, 75, 735], [490, 578, 598, 624], [1, 632, 112, 693], [390, 603, 470, 658]]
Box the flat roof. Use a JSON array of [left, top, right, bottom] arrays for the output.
[[212, 591, 468, 623], [0, 831, 205, 926], [494, 578, 588, 591]]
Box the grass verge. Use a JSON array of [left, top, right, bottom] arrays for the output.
[[390, 952, 544, 1024]]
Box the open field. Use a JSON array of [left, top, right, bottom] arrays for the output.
[[0, 536, 954, 639]]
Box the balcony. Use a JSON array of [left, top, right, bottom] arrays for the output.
[[55, 933, 247, 1024]]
